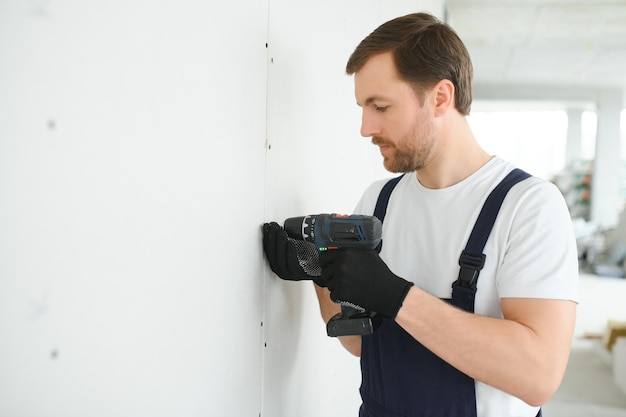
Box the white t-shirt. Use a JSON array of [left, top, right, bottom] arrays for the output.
[[353, 156, 579, 417]]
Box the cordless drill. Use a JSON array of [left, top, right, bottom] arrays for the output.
[[283, 213, 383, 337]]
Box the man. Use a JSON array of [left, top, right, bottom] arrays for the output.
[[263, 12, 578, 417]]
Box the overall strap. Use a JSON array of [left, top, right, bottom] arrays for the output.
[[373, 175, 404, 222], [452, 168, 531, 312]]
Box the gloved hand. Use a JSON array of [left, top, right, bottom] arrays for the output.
[[262, 222, 327, 287], [319, 249, 413, 319]]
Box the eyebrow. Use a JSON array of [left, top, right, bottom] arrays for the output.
[[357, 95, 391, 107]]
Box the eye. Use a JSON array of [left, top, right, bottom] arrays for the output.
[[374, 105, 389, 112]]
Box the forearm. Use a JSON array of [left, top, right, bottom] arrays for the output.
[[395, 286, 575, 406], [313, 283, 362, 356]]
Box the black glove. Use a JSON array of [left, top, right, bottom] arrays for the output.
[[262, 222, 327, 287], [319, 249, 413, 319]]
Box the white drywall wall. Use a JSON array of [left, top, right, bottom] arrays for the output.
[[0, 1, 268, 416], [0, 1, 443, 416]]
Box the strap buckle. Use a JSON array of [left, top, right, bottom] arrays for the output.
[[455, 251, 486, 288]]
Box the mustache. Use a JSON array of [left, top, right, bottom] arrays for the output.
[[372, 137, 392, 146]]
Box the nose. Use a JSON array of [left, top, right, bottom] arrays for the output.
[[360, 110, 381, 138]]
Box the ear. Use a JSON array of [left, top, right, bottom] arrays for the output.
[[432, 79, 455, 117]]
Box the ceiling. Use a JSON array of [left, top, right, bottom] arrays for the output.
[[445, 0, 626, 107]]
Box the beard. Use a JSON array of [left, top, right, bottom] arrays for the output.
[[372, 117, 437, 173]]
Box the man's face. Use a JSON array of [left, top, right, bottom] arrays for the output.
[[354, 52, 437, 173]]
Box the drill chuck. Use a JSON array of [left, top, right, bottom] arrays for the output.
[[284, 216, 311, 242]]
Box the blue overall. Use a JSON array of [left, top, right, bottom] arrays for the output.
[[359, 169, 542, 417]]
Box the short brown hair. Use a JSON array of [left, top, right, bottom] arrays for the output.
[[346, 13, 473, 115]]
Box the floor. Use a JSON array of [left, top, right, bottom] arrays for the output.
[[542, 273, 626, 416]]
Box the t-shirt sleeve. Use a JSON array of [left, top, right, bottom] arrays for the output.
[[497, 180, 579, 302]]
